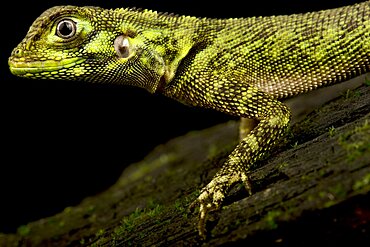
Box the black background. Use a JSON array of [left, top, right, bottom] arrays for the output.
[[0, 0, 363, 233]]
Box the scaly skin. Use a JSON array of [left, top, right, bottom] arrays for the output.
[[8, 2, 370, 238]]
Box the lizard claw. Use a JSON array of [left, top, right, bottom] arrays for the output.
[[189, 171, 253, 239], [189, 187, 221, 239]]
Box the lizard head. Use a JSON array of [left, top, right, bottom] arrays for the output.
[[8, 6, 168, 93]]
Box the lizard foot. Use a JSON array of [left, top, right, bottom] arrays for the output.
[[189, 170, 252, 239]]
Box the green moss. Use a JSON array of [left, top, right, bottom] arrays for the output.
[[95, 228, 105, 237], [47, 217, 57, 225], [217, 225, 230, 236], [108, 193, 199, 244], [318, 191, 327, 198], [324, 200, 336, 208], [264, 210, 282, 229], [318, 169, 326, 177], [147, 204, 164, 217], [285, 126, 295, 140], [338, 119, 369, 162], [290, 141, 298, 148], [17, 225, 30, 237], [329, 183, 347, 199], [174, 199, 188, 217], [63, 206, 72, 214], [111, 200, 166, 241], [93, 236, 109, 246], [234, 218, 242, 227], [174, 199, 183, 211], [342, 88, 362, 100], [277, 162, 288, 170], [328, 126, 336, 137], [120, 208, 142, 233], [306, 194, 315, 201], [58, 221, 65, 228], [322, 184, 347, 207], [315, 183, 350, 208], [80, 238, 86, 245], [353, 173, 370, 192], [86, 204, 96, 214]]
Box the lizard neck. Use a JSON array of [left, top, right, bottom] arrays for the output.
[[115, 9, 222, 92]]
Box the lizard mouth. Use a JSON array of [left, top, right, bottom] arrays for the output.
[[8, 57, 85, 76]]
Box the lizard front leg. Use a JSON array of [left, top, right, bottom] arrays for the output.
[[189, 84, 291, 238]]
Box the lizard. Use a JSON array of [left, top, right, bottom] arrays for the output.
[[8, 1, 370, 238]]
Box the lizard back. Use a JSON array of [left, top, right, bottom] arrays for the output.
[[193, 1, 370, 99]]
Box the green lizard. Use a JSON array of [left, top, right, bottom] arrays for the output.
[[8, 1, 370, 238]]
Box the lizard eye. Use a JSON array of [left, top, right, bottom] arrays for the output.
[[56, 19, 76, 39]]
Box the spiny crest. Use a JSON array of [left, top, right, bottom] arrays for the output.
[[112, 6, 202, 26]]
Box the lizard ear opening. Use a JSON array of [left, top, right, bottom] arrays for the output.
[[114, 35, 130, 58]]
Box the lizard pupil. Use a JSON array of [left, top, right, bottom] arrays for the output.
[[56, 19, 76, 39]]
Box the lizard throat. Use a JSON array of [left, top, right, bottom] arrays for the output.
[[8, 57, 86, 77]]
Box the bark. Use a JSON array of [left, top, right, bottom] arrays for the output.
[[0, 84, 369, 247]]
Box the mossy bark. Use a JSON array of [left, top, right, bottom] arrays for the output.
[[1, 84, 369, 246]]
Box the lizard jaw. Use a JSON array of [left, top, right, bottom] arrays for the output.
[[8, 57, 85, 77]]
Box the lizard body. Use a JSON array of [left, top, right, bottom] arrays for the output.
[[8, 1, 370, 238]]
